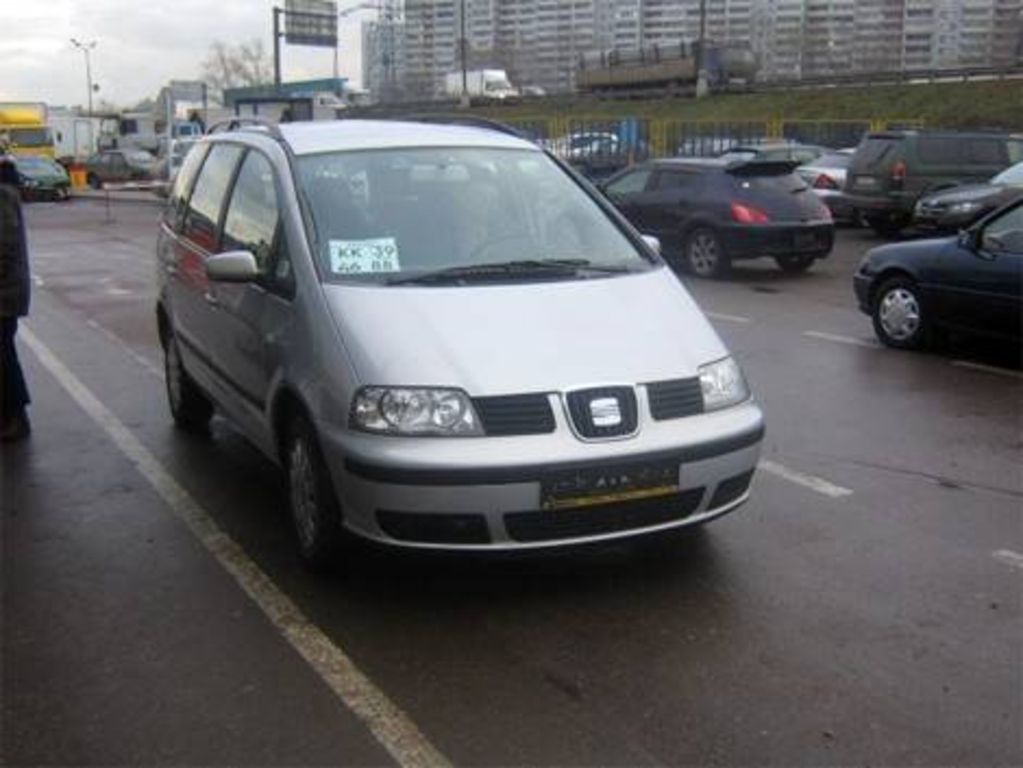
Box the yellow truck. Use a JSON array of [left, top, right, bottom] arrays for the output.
[[0, 102, 56, 158]]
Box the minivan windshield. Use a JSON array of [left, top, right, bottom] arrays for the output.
[[296, 147, 653, 284], [992, 162, 1023, 186]]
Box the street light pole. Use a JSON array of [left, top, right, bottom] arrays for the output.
[[460, 0, 468, 103], [70, 38, 97, 115]]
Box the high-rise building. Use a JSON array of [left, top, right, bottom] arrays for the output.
[[363, 0, 1023, 101]]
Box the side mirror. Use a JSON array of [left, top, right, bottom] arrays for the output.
[[957, 228, 980, 251], [641, 234, 661, 256], [206, 250, 259, 283]]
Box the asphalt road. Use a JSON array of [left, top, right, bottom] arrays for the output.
[[3, 198, 1021, 766]]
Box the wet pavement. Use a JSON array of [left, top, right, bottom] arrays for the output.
[[3, 198, 1021, 766]]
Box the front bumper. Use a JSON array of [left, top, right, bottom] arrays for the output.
[[719, 221, 835, 261], [323, 400, 765, 550], [853, 271, 873, 314]]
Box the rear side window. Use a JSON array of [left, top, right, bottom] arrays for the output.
[[222, 151, 280, 272], [918, 137, 963, 165], [167, 142, 209, 231], [182, 144, 243, 252], [654, 170, 701, 190]]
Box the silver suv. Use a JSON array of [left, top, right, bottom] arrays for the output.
[[156, 119, 764, 569]]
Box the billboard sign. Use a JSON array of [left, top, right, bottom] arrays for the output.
[[284, 0, 338, 47]]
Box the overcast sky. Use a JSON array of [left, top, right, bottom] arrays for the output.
[[0, 0, 368, 108]]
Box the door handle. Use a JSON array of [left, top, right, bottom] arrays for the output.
[[203, 290, 219, 307], [164, 263, 177, 275]]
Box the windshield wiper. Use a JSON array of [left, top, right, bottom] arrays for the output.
[[387, 259, 633, 286]]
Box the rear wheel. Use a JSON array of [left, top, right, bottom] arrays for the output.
[[872, 276, 929, 350], [285, 415, 346, 572], [164, 332, 213, 432], [774, 254, 816, 273], [685, 228, 729, 279]]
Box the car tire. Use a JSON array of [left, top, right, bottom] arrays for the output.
[[285, 415, 346, 572], [774, 254, 816, 273], [865, 213, 909, 238], [685, 228, 729, 279], [871, 276, 929, 350], [164, 332, 214, 432], [87, 173, 102, 190]]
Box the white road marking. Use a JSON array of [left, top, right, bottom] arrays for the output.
[[84, 319, 164, 380], [758, 459, 854, 498], [951, 360, 1023, 381], [992, 549, 1023, 571], [21, 326, 452, 768], [31, 273, 45, 287], [705, 311, 751, 324], [803, 330, 879, 348]]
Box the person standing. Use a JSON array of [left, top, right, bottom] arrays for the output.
[[0, 155, 31, 442]]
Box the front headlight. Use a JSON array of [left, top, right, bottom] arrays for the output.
[[699, 357, 750, 412], [351, 387, 483, 436], [949, 201, 981, 214]]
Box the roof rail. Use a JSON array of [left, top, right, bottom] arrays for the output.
[[384, 113, 529, 141], [205, 117, 285, 141]]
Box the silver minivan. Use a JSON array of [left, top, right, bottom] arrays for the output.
[[156, 119, 764, 569]]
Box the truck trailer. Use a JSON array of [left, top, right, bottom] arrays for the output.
[[0, 102, 56, 158]]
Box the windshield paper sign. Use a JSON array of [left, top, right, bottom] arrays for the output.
[[329, 238, 401, 274]]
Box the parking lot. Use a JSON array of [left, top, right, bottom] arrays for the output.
[[3, 197, 1021, 765]]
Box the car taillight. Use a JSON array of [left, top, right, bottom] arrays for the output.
[[731, 201, 771, 224], [891, 161, 907, 188], [813, 173, 839, 190]]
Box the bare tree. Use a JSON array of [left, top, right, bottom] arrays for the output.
[[200, 39, 273, 99]]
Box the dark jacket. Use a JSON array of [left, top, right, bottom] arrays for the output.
[[0, 177, 30, 318]]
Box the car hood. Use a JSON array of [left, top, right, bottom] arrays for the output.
[[866, 236, 956, 268], [920, 183, 1003, 205], [322, 268, 728, 394]]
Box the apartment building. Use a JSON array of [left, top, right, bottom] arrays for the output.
[[363, 0, 1022, 100]]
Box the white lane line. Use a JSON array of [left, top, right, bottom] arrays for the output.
[[758, 459, 854, 499], [803, 330, 880, 348], [31, 273, 46, 287], [21, 326, 451, 768], [992, 549, 1023, 571], [83, 319, 165, 380], [951, 360, 1023, 381], [705, 311, 751, 324]]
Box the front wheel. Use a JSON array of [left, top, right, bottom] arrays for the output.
[[872, 276, 929, 350], [685, 228, 729, 278], [286, 416, 346, 572], [774, 254, 816, 273]]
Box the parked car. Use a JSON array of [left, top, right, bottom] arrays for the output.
[[600, 158, 835, 277], [913, 160, 1023, 233], [155, 119, 765, 569], [11, 154, 70, 201], [845, 130, 1023, 236], [854, 199, 1023, 349], [84, 148, 156, 188], [797, 149, 856, 223], [152, 138, 197, 198], [718, 142, 828, 165]]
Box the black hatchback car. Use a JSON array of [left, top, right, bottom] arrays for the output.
[[854, 199, 1023, 349], [601, 158, 834, 277]]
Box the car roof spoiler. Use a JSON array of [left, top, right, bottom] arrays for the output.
[[725, 159, 801, 176]]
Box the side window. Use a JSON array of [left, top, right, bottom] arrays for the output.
[[167, 142, 209, 231], [965, 139, 1006, 166], [918, 137, 963, 165], [982, 204, 1023, 254], [182, 144, 243, 253], [654, 170, 700, 191], [222, 151, 280, 273], [604, 168, 652, 196]]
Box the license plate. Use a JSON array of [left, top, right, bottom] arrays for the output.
[[855, 176, 877, 189], [541, 458, 680, 511]]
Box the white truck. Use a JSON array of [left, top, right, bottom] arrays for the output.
[[49, 109, 104, 162], [444, 69, 518, 101]]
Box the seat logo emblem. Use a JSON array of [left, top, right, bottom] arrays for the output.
[[590, 397, 622, 427]]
